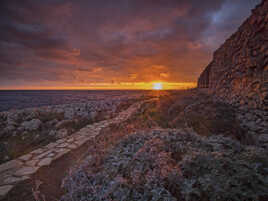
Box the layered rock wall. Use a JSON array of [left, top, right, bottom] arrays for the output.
[[198, 0, 268, 110]]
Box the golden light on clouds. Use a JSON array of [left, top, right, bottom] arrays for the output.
[[0, 0, 259, 89]]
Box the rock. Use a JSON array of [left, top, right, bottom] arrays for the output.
[[38, 158, 52, 167], [35, 150, 52, 160], [90, 111, 98, 120], [6, 114, 18, 127], [21, 119, 42, 131], [47, 119, 58, 126], [26, 159, 39, 167], [19, 154, 32, 161], [48, 130, 56, 136], [0, 185, 13, 198], [57, 143, 69, 148], [3, 176, 29, 185], [247, 121, 258, 131], [258, 134, 268, 143], [75, 137, 88, 146], [64, 109, 75, 119], [46, 142, 57, 149], [55, 120, 72, 129], [47, 153, 55, 157], [256, 118, 262, 124], [54, 149, 69, 160], [54, 148, 69, 153], [67, 138, 74, 143], [3, 156, 10, 161], [14, 167, 38, 176], [0, 160, 22, 173], [31, 148, 43, 155], [56, 128, 68, 139], [245, 113, 254, 120], [4, 125, 16, 132], [67, 144, 78, 150]]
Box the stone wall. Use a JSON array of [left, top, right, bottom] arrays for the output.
[[198, 0, 268, 110]]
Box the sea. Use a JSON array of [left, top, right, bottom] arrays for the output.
[[0, 90, 148, 112]]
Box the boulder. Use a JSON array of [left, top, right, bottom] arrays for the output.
[[21, 119, 42, 131]]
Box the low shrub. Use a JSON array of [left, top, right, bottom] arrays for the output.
[[61, 130, 268, 201]]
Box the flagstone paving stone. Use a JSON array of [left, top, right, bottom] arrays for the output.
[[38, 158, 53, 167], [14, 167, 38, 176]]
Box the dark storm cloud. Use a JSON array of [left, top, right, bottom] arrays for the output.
[[0, 0, 73, 60], [0, 0, 261, 88]]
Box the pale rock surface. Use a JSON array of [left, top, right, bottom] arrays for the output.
[[0, 185, 13, 198], [21, 119, 42, 131], [38, 158, 52, 167], [14, 167, 38, 176]]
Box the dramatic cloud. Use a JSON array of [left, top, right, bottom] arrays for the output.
[[0, 0, 261, 89]]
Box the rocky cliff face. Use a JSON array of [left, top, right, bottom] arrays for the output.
[[198, 0, 268, 110]]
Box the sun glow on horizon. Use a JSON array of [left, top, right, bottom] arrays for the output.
[[152, 82, 163, 90], [0, 82, 196, 90]]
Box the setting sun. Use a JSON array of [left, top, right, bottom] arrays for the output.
[[153, 83, 163, 90]]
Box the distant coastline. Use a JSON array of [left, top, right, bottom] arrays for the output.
[[0, 90, 146, 112]]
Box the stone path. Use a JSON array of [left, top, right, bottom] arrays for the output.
[[0, 99, 151, 200]]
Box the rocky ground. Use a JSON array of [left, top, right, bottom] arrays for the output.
[[0, 89, 267, 201], [60, 89, 268, 201], [0, 97, 141, 164]]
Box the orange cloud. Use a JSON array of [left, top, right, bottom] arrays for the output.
[[160, 72, 169, 78], [0, 0, 260, 89]]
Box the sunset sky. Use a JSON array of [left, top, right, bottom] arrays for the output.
[[0, 0, 261, 89]]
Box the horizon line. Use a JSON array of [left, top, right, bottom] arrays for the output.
[[0, 82, 197, 90]]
